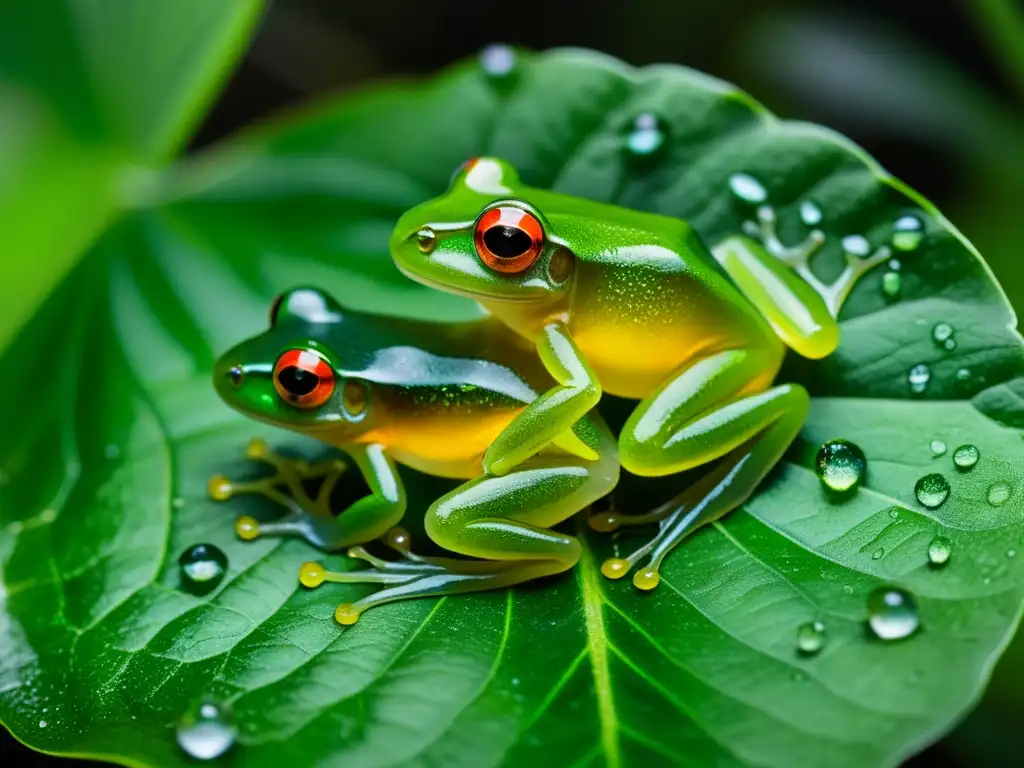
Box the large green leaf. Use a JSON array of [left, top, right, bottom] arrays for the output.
[[0, 0, 265, 352], [3, 48, 1024, 768]]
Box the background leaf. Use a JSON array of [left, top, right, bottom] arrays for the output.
[[0, 0, 265, 353], [2, 48, 1023, 768]]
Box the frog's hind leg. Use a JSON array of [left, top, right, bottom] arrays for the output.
[[304, 419, 620, 625], [612, 350, 809, 587]]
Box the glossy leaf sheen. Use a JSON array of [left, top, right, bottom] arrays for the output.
[[3, 49, 1024, 768]]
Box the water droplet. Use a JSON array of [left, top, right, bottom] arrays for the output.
[[172, 497, 185, 509], [929, 439, 947, 457], [915, 473, 950, 509], [889, 259, 902, 271], [931, 322, 954, 346], [872, 547, 885, 560], [927, 536, 952, 566], [728, 173, 767, 204], [623, 113, 667, 158], [178, 544, 228, 596], [479, 44, 517, 80], [842, 234, 871, 256], [814, 439, 867, 493], [176, 700, 236, 761], [908, 364, 931, 395], [888, 508, 900, 520], [892, 215, 924, 251], [1007, 549, 1017, 559], [39, 720, 47, 728], [881, 271, 902, 299], [104, 444, 120, 459], [800, 201, 823, 226], [796, 621, 827, 655], [952, 444, 980, 470], [987, 482, 1011, 507], [944, 338, 956, 351], [843, 584, 854, 595], [956, 367, 971, 384], [867, 587, 920, 641]]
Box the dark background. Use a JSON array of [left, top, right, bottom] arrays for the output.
[[5, 0, 1023, 764]]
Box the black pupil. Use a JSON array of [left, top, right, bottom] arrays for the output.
[[484, 225, 531, 258], [278, 366, 319, 397]]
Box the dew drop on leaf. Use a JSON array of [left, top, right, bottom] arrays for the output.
[[927, 536, 952, 566], [929, 439, 947, 457], [622, 113, 667, 158], [728, 173, 767, 203], [176, 700, 236, 761], [799, 200, 822, 226], [931, 322, 954, 349], [915, 473, 950, 509], [892, 215, 924, 251], [796, 621, 827, 655], [814, 439, 867, 493], [908, 363, 931, 394], [842, 234, 871, 256], [872, 547, 885, 561], [987, 482, 1011, 507], [867, 587, 920, 641], [881, 270, 902, 300], [179, 544, 228, 596], [953, 444, 980, 470]]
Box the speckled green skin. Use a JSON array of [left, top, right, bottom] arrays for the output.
[[390, 157, 819, 585], [213, 288, 619, 617]]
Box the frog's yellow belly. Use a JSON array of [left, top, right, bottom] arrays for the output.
[[382, 406, 525, 479]]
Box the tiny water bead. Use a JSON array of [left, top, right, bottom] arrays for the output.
[[892, 215, 924, 251], [796, 621, 827, 655], [799, 201, 823, 226], [841, 234, 871, 257], [178, 544, 228, 596], [867, 587, 920, 641], [931, 322, 956, 351], [927, 536, 952, 566], [728, 173, 767, 204], [915, 473, 950, 509], [623, 113, 667, 158], [987, 482, 1011, 507], [176, 700, 237, 761], [952, 444, 980, 470], [929, 439, 947, 457], [881, 270, 902, 300], [908, 363, 931, 395], [479, 44, 517, 80], [815, 439, 867, 493], [871, 547, 884, 561]]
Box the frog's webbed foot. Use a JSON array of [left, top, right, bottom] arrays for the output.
[[299, 527, 547, 626], [208, 438, 350, 547]]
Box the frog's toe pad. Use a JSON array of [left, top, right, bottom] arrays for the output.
[[235, 515, 261, 541], [588, 512, 621, 533], [299, 561, 326, 588], [208, 475, 234, 501], [600, 558, 630, 580], [632, 567, 661, 591], [334, 603, 362, 625]]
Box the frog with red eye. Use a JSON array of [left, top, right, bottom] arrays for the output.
[[389, 156, 886, 589], [209, 287, 618, 625]]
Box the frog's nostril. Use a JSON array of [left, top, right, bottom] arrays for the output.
[[228, 366, 244, 387]]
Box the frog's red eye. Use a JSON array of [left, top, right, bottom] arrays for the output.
[[449, 157, 480, 187], [273, 349, 335, 409], [473, 206, 544, 274]]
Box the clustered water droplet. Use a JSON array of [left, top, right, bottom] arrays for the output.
[[952, 444, 980, 470], [796, 621, 827, 655], [867, 587, 920, 641], [929, 439, 947, 457], [931, 322, 956, 351], [927, 536, 952, 566], [178, 544, 229, 596], [892, 215, 924, 251], [987, 482, 1011, 507], [800, 201, 823, 226], [815, 439, 867, 493], [915, 473, 951, 509], [623, 113, 667, 158], [176, 699, 237, 761], [728, 173, 768, 204], [908, 363, 931, 395]]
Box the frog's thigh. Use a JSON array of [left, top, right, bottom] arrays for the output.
[[620, 348, 789, 477], [426, 444, 618, 565]]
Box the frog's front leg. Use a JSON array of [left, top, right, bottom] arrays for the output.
[[608, 348, 809, 588], [209, 440, 406, 551], [303, 417, 619, 625], [483, 321, 601, 476]]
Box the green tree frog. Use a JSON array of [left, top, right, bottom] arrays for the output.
[[389, 157, 875, 590], [210, 287, 619, 624]]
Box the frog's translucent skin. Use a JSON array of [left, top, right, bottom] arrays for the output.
[[389, 157, 842, 589], [211, 288, 618, 624]]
